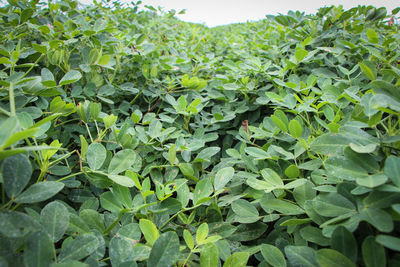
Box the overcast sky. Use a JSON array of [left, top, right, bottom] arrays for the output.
[[80, 0, 399, 27]]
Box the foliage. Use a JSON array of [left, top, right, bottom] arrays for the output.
[[1, 0, 400, 266]]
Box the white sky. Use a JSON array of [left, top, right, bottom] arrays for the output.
[[80, 0, 399, 27]]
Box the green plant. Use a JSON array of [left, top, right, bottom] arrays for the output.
[[1, 1, 400, 266]]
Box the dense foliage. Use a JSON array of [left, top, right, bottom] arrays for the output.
[[1, 0, 400, 266]]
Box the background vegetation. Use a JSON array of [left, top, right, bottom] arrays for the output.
[[1, 0, 400, 266]]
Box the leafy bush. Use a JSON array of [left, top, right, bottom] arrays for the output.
[[1, 0, 400, 266]]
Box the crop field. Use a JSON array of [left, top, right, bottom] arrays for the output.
[[0, 0, 400, 266]]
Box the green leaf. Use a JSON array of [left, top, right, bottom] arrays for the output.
[[147, 231, 180, 267], [245, 147, 271, 159], [80, 209, 105, 232], [293, 181, 316, 208], [360, 207, 393, 232], [376, 235, 400, 252], [384, 156, 400, 187], [59, 70, 82, 86], [285, 246, 319, 267], [366, 28, 379, 44], [41, 68, 56, 87], [359, 62, 375, 81], [310, 134, 350, 155], [109, 236, 136, 266], [196, 223, 209, 244], [98, 55, 111, 66], [289, 119, 302, 138], [1, 127, 39, 149], [223, 252, 249, 267], [179, 163, 197, 181], [2, 154, 32, 198], [228, 222, 267, 242], [193, 178, 213, 205], [200, 243, 219, 267], [139, 219, 159, 246], [331, 226, 358, 262], [271, 115, 287, 132], [0, 210, 41, 238], [285, 164, 300, 178], [183, 229, 194, 249], [86, 143, 106, 170], [356, 173, 388, 188], [214, 167, 234, 191], [260, 198, 304, 215], [108, 149, 137, 174], [40, 201, 70, 242], [107, 174, 135, 187], [260, 244, 286, 267], [300, 226, 330, 246], [232, 199, 259, 218], [100, 191, 123, 213], [58, 233, 100, 262], [261, 168, 284, 188], [312, 193, 356, 217], [362, 236, 386, 267], [316, 249, 356, 267], [168, 144, 177, 165], [23, 231, 54, 267], [177, 95, 187, 110], [295, 47, 309, 62], [0, 116, 19, 147], [15, 181, 64, 203], [325, 156, 368, 181], [194, 147, 220, 162]]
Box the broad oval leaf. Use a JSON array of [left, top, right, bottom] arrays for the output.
[[331, 226, 358, 262], [261, 198, 304, 215], [40, 201, 70, 242], [0, 211, 41, 238], [214, 167, 234, 191], [2, 154, 32, 198], [147, 231, 180, 267], [289, 119, 302, 138], [376, 235, 400, 252], [15, 181, 64, 203], [108, 149, 138, 174], [200, 243, 219, 267], [107, 174, 135, 187], [260, 244, 286, 267], [362, 236, 386, 267], [139, 219, 159, 246], [59, 70, 82, 86], [23, 231, 54, 267], [193, 178, 213, 205], [316, 249, 356, 267], [284, 246, 319, 267], [223, 252, 249, 267], [86, 143, 106, 170], [58, 233, 100, 262]]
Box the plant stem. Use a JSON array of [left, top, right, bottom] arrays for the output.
[[9, 82, 15, 116], [57, 171, 84, 182], [85, 123, 94, 142], [0, 106, 10, 116]]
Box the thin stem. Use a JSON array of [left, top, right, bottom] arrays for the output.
[[9, 82, 15, 116], [49, 150, 76, 167], [57, 171, 84, 182], [104, 209, 131, 235], [21, 54, 44, 79], [129, 91, 142, 104], [0, 106, 10, 116], [85, 123, 94, 142]]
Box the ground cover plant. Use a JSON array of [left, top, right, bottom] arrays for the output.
[[0, 0, 400, 266]]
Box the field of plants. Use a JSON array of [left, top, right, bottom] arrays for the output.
[[1, 0, 400, 266]]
